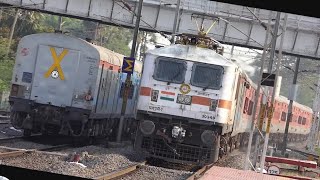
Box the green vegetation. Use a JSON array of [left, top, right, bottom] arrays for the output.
[[315, 147, 320, 156], [0, 37, 14, 92], [0, 8, 159, 93]]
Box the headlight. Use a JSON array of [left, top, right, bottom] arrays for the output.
[[201, 130, 216, 146], [172, 126, 186, 138], [176, 94, 192, 105], [139, 120, 155, 135], [151, 90, 159, 102], [210, 99, 218, 111]]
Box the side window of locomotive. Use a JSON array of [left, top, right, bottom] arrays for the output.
[[191, 63, 224, 90], [153, 57, 187, 84]]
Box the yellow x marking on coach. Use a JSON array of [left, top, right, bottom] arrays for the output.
[[44, 47, 69, 80]]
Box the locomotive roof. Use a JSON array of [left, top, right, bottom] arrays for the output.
[[148, 44, 259, 86], [147, 44, 237, 67]]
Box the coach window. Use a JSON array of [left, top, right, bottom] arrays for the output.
[[302, 117, 306, 125], [191, 63, 224, 90], [281, 112, 286, 121], [243, 97, 249, 113], [298, 116, 302, 124], [153, 57, 187, 84], [248, 100, 253, 115]]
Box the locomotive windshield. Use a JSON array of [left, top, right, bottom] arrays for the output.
[[191, 63, 223, 90], [153, 57, 187, 84]]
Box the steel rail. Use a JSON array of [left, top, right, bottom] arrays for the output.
[[93, 161, 146, 180], [288, 148, 319, 161], [186, 163, 214, 180]]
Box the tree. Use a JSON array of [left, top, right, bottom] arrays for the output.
[[99, 25, 133, 56], [0, 37, 14, 92], [247, 52, 318, 107]]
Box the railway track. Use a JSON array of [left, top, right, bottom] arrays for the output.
[[0, 136, 26, 143], [186, 163, 213, 180], [0, 142, 73, 158], [93, 161, 146, 180], [0, 149, 205, 180], [287, 148, 319, 161], [0, 110, 9, 117], [93, 160, 203, 180], [0, 134, 210, 180]]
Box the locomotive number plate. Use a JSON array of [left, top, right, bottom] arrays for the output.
[[148, 105, 163, 112], [201, 114, 215, 120]]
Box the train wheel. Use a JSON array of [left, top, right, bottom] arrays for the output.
[[229, 137, 234, 153], [213, 135, 220, 162], [11, 112, 25, 129], [235, 134, 241, 149]]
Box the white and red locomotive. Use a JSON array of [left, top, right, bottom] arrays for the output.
[[133, 33, 312, 165]]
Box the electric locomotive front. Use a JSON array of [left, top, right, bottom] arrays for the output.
[[134, 35, 240, 165]]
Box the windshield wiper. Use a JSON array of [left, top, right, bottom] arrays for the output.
[[203, 78, 215, 91]]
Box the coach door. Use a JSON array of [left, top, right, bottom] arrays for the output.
[[30, 45, 80, 107], [232, 76, 245, 134]]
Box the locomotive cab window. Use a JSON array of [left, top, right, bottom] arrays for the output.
[[153, 57, 187, 84], [191, 63, 224, 90]]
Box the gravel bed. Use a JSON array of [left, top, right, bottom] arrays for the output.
[[1, 145, 145, 179], [213, 144, 310, 171], [120, 165, 193, 180], [0, 149, 10, 153], [0, 141, 52, 150], [214, 149, 247, 170], [59, 145, 146, 162]]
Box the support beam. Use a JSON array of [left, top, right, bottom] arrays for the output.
[[116, 0, 143, 143], [171, 0, 181, 44], [88, 0, 92, 17], [244, 11, 272, 171], [291, 31, 298, 51], [110, 0, 115, 21], [281, 57, 300, 155], [246, 22, 254, 45], [222, 21, 228, 41], [154, 3, 161, 28], [65, 0, 69, 13], [2, 0, 320, 59], [261, 13, 288, 172], [315, 36, 320, 56], [42, 0, 46, 9]]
